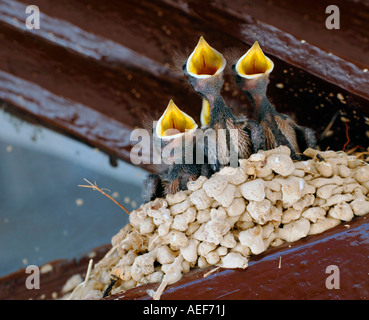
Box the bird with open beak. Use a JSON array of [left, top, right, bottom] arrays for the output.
[[142, 100, 212, 202], [233, 41, 316, 160], [183, 36, 263, 171]]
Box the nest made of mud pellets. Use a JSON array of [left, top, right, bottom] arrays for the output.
[[62, 146, 369, 300]]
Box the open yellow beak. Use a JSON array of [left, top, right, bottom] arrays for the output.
[[186, 36, 226, 78], [200, 98, 211, 128], [235, 41, 274, 79], [156, 100, 198, 140]]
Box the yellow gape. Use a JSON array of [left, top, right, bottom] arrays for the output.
[[186, 36, 226, 77], [235, 41, 274, 78], [156, 100, 198, 140]]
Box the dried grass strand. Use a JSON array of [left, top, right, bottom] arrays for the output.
[[79, 179, 130, 215]]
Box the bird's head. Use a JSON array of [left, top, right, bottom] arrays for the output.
[[184, 36, 226, 102], [155, 100, 198, 164], [233, 41, 274, 98], [156, 99, 198, 140]]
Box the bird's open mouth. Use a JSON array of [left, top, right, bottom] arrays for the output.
[[235, 41, 274, 79], [156, 100, 198, 140], [186, 36, 226, 78]]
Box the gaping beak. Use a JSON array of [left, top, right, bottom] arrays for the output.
[[156, 99, 198, 140], [200, 98, 211, 128], [235, 41, 274, 79], [186, 36, 226, 78]]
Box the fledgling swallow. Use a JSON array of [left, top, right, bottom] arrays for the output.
[[184, 36, 226, 111], [183, 36, 263, 171], [233, 41, 316, 159], [142, 100, 212, 202]]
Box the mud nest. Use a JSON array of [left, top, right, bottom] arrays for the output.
[[62, 146, 369, 300]]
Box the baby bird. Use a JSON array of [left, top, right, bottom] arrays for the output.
[[183, 36, 263, 171], [142, 100, 212, 202], [233, 41, 316, 160]]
